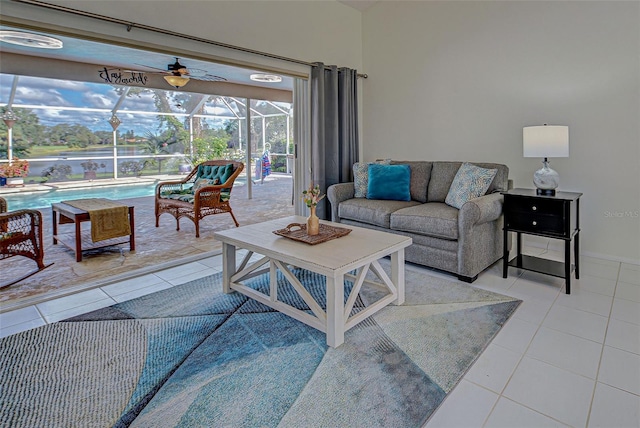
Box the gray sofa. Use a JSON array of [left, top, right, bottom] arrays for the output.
[[327, 161, 510, 282]]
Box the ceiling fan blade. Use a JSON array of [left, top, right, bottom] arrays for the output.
[[134, 63, 170, 73], [184, 67, 207, 77], [193, 74, 227, 82]]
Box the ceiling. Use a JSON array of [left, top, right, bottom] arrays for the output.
[[0, 25, 294, 92]]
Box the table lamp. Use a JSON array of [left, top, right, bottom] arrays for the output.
[[523, 124, 569, 196]]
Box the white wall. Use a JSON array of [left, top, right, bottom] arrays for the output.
[[362, 1, 640, 262], [1, 0, 363, 71], [3, 0, 638, 261], [1, 0, 363, 215]]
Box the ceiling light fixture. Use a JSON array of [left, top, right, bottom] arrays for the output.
[[164, 75, 190, 88], [250, 73, 282, 83], [0, 30, 63, 49]]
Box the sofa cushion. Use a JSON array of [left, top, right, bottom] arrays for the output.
[[481, 163, 509, 193], [390, 161, 432, 203], [339, 198, 420, 228], [427, 162, 462, 202], [353, 159, 391, 198], [445, 163, 498, 209], [367, 164, 411, 201], [391, 202, 459, 240]]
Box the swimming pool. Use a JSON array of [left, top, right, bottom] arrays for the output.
[[1, 177, 249, 211], [1, 183, 157, 211]]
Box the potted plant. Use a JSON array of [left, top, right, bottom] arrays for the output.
[[80, 160, 105, 180], [41, 164, 72, 182], [0, 158, 30, 186]]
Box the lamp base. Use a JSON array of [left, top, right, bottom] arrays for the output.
[[536, 188, 556, 196], [533, 158, 560, 196]]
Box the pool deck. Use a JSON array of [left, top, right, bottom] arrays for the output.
[[1, 173, 295, 312]]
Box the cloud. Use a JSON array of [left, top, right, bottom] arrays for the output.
[[2, 73, 290, 134], [14, 86, 70, 106], [82, 91, 119, 109]]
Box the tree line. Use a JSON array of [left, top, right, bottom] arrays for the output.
[[1, 94, 291, 166]]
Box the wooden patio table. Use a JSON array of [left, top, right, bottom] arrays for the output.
[[52, 198, 135, 262]]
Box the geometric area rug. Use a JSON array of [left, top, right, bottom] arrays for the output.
[[0, 264, 521, 428]]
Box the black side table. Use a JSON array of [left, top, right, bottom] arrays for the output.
[[502, 188, 582, 294]]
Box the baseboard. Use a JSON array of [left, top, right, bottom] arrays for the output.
[[519, 236, 639, 266]]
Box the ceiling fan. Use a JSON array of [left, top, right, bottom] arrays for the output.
[[129, 57, 226, 88]]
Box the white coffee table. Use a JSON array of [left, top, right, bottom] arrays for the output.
[[214, 215, 412, 348]]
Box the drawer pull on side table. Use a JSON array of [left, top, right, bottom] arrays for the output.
[[502, 188, 582, 294]]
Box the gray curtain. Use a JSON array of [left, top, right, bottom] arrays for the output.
[[310, 63, 359, 220]]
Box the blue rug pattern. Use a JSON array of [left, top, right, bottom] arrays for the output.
[[0, 265, 520, 428]]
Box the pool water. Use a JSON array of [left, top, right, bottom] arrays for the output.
[[2, 183, 157, 211], [2, 177, 248, 211]]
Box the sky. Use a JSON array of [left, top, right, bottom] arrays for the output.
[[0, 74, 276, 135]]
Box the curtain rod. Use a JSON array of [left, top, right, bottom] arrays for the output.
[[12, 0, 368, 79]]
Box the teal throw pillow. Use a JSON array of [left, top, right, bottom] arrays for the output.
[[367, 164, 411, 201], [353, 159, 391, 198], [445, 162, 498, 209]]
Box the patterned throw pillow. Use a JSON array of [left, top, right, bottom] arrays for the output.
[[445, 163, 497, 209], [194, 177, 220, 192], [353, 159, 391, 198]]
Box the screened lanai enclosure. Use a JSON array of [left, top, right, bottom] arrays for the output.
[[0, 74, 293, 185]]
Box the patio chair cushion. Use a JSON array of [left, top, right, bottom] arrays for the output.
[[161, 178, 231, 204], [0, 231, 21, 241], [160, 177, 223, 203], [155, 160, 244, 238], [197, 163, 234, 184], [163, 193, 195, 203], [160, 185, 193, 198]]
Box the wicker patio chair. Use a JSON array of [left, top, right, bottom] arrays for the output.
[[0, 197, 52, 288], [155, 160, 244, 237]]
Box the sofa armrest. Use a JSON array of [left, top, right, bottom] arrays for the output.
[[459, 192, 504, 228], [456, 192, 506, 280], [327, 182, 355, 222]]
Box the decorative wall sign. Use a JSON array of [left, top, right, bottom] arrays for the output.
[[98, 67, 148, 86]]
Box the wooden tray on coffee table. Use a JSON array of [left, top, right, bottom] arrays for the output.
[[273, 222, 352, 245]]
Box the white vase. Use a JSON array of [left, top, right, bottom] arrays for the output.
[[6, 177, 24, 187]]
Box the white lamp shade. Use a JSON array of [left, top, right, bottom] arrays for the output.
[[523, 125, 569, 158]]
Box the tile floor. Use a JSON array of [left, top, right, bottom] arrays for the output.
[[1, 247, 639, 428]]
